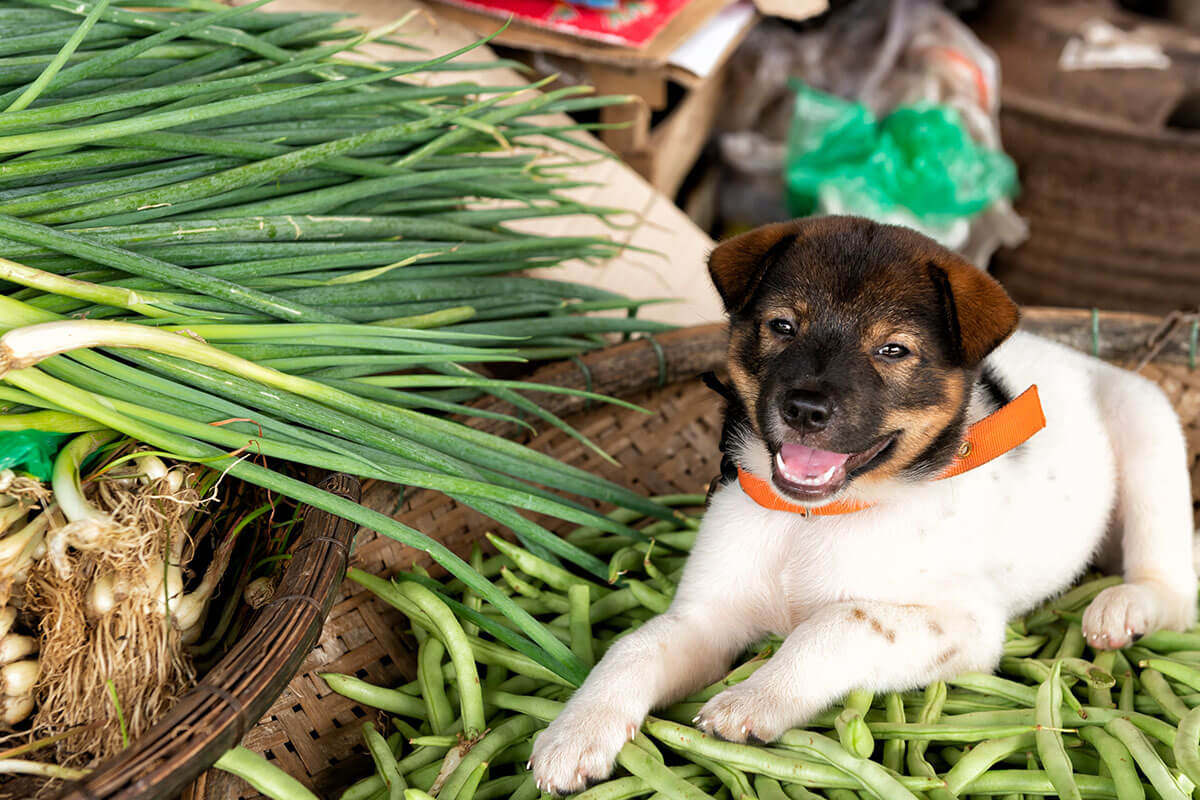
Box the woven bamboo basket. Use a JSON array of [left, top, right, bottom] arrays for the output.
[[17, 472, 362, 800], [977, 1, 1200, 312], [180, 306, 1200, 800]]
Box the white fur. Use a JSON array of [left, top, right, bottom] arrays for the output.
[[531, 331, 1197, 793]]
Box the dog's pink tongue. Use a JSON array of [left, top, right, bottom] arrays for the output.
[[777, 443, 850, 478]]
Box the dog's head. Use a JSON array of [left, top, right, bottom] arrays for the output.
[[709, 216, 1019, 505]]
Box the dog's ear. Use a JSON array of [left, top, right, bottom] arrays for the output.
[[927, 255, 1019, 367], [708, 222, 801, 315]]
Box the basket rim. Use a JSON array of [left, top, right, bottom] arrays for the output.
[[464, 307, 1197, 432]]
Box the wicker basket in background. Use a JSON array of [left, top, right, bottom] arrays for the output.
[[192, 308, 1200, 800], [978, 1, 1200, 312]]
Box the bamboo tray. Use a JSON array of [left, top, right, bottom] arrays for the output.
[[190, 308, 1199, 798]]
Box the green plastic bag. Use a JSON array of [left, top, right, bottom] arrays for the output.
[[785, 82, 1017, 228], [0, 429, 71, 481]]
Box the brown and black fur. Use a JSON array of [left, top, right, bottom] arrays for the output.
[[707, 216, 1020, 498]]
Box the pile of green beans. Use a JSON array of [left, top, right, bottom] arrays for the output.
[[289, 500, 1200, 800]]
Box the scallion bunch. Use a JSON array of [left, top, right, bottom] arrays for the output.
[[0, 0, 681, 687]]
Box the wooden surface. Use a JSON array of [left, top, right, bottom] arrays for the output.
[[56, 474, 362, 800]]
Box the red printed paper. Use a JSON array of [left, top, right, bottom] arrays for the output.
[[432, 0, 696, 47]]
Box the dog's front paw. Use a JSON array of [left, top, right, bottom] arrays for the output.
[[694, 683, 794, 744], [1083, 584, 1159, 649], [530, 706, 639, 795]]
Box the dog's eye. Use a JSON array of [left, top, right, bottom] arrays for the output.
[[767, 318, 795, 337], [875, 343, 911, 360]]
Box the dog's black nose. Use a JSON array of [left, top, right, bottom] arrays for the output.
[[782, 390, 833, 432]]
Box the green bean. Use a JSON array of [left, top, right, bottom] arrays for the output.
[[510, 774, 540, 800], [437, 716, 542, 800], [574, 766, 708, 800], [1138, 631, 1200, 652], [1023, 577, 1123, 630], [573, 774, 657, 800], [363, 723, 406, 800], [1035, 662, 1081, 800], [320, 673, 426, 718], [1057, 624, 1087, 659], [1137, 669, 1189, 724], [1103, 718, 1189, 800], [488, 533, 611, 596], [1057, 658, 1115, 689], [950, 674, 1038, 707], [775, 728, 922, 800], [400, 581, 486, 735], [754, 776, 790, 800], [1077, 727, 1143, 800], [964, 770, 1118, 798], [779, 784, 823, 800], [483, 689, 563, 723], [417, 636, 454, 735], [678, 751, 754, 800], [588, 588, 643, 624], [688, 658, 769, 703], [1173, 706, 1200, 788], [609, 546, 643, 584], [341, 774, 385, 800], [901, 681, 960, 800], [1139, 658, 1200, 693], [616, 742, 718, 800], [1090, 651, 1118, 709], [500, 568, 570, 613], [454, 762, 488, 800], [568, 583, 595, 668], [645, 718, 942, 792], [1004, 635, 1050, 657], [1119, 675, 1135, 713], [397, 744, 450, 776], [213, 747, 320, 800], [627, 579, 671, 614], [468, 637, 575, 687], [834, 707, 874, 760], [883, 692, 907, 773], [461, 544, 482, 638], [406, 735, 456, 750], [943, 734, 1036, 795]]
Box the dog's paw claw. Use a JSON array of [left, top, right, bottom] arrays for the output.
[[1083, 584, 1156, 650], [694, 686, 786, 744], [530, 707, 637, 795]]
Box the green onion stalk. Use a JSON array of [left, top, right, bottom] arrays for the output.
[[0, 0, 680, 697]]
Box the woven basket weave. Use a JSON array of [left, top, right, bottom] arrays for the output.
[[193, 308, 1200, 800], [978, 1, 1200, 312]]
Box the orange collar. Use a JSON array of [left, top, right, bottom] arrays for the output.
[[737, 385, 1046, 517]]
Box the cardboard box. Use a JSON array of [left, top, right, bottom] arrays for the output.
[[424, 0, 772, 198]]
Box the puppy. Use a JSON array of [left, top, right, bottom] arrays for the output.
[[531, 216, 1197, 794]]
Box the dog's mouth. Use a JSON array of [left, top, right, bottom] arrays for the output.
[[770, 434, 896, 502]]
